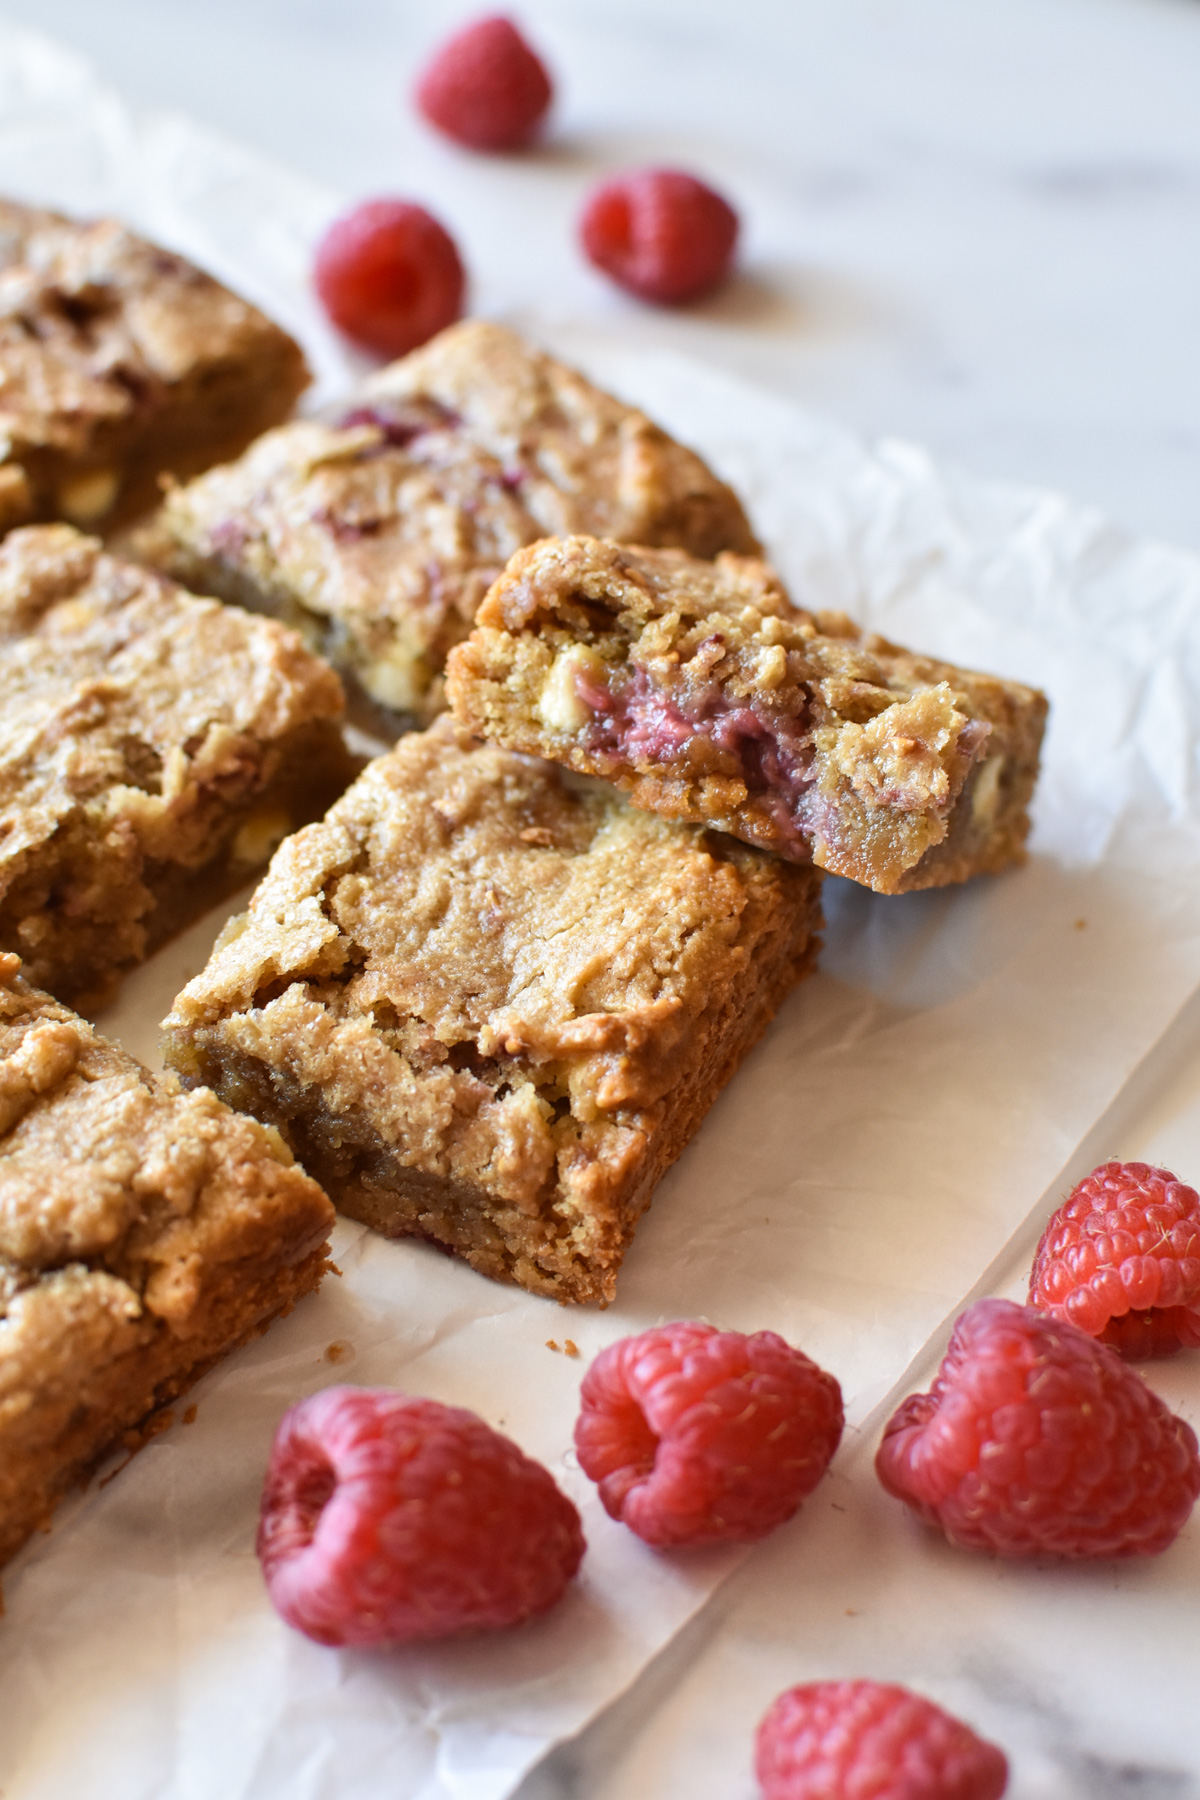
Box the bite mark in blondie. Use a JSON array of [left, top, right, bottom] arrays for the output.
[[446, 536, 1048, 894], [161, 718, 822, 1304]]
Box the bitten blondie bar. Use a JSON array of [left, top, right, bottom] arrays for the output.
[[0, 953, 334, 1572], [129, 319, 759, 721], [446, 537, 1049, 894], [0, 198, 308, 535], [162, 718, 822, 1304], [0, 524, 355, 1007]]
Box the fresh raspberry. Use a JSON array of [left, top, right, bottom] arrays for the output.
[[579, 168, 739, 305], [1029, 1160, 1200, 1358], [876, 1297, 1200, 1558], [574, 1322, 843, 1547], [755, 1680, 1009, 1800], [415, 16, 553, 152], [313, 199, 465, 359], [257, 1386, 584, 1646]]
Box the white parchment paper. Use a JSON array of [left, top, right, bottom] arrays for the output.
[[2, 24, 1200, 1799]]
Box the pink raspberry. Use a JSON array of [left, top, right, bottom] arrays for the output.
[[1029, 1160, 1200, 1357], [755, 1680, 1009, 1800], [579, 168, 739, 304], [313, 199, 465, 359], [257, 1386, 584, 1646], [415, 16, 553, 152], [574, 1322, 843, 1547], [876, 1298, 1200, 1558]]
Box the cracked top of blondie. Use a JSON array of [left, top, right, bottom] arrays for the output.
[[446, 536, 1049, 893], [164, 717, 819, 1244], [0, 951, 333, 1345], [0, 524, 345, 884], [0, 197, 308, 532], [129, 320, 759, 719]]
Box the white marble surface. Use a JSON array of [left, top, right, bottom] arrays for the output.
[[3, 0, 1200, 551], [4, 2, 1200, 1795], [517, 990, 1200, 1800]]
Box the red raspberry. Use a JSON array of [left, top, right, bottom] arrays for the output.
[[313, 199, 465, 359], [579, 168, 739, 305], [876, 1298, 1200, 1558], [1029, 1160, 1200, 1358], [257, 1386, 584, 1646], [415, 16, 553, 152], [755, 1680, 1009, 1800], [574, 1322, 843, 1548]]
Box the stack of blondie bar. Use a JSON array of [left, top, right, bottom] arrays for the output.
[[0, 199, 1047, 1569]]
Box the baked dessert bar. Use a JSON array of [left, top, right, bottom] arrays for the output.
[[0, 953, 334, 1572], [161, 717, 822, 1305], [0, 197, 308, 535], [0, 524, 355, 1008], [129, 319, 759, 721], [445, 537, 1049, 895]]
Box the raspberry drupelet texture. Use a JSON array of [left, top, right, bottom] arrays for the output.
[[876, 1298, 1200, 1559], [415, 16, 553, 151], [579, 169, 739, 304], [755, 1680, 1009, 1800], [574, 1322, 843, 1548], [313, 199, 465, 359], [257, 1386, 584, 1646], [1029, 1160, 1200, 1358]]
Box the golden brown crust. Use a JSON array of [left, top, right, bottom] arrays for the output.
[[128, 320, 759, 722], [0, 951, 334, 1570], [446, 536, 1049, 894], [0, 524, 356, 1007], [0, 197, 308, 534], [161, 718, 822, 1303]]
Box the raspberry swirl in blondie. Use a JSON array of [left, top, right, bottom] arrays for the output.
[[130, 321, 759, 722]]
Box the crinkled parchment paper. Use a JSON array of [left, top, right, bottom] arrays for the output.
[[2, 25, 1200, 1800]]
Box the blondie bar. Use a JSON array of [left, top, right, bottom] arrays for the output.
[[0, 953, 334, 1572], [161, 718, 822, 1304], [0, 197, 308, 535], [446, 537, 1049, 894], [129, 320, 759, 721], [0, 524, 355, 1007]]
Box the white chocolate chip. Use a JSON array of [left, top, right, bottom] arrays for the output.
[[57, 467, 121, 525], [161, 744, 190, 803], [971, 755, 1006, 828], [537, 645, 605, 734], [231, 803, 293, 867], [0, 462, 32, 529], [364, 651, 425, 714], [757, 643, 788, 688]]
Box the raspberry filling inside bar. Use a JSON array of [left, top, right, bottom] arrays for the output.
[[570, 645, 991, 863], [337, 395, 463, 446], [446, 537, 1048, 894], [576, 652, 819, 857]]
